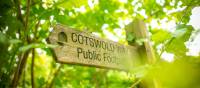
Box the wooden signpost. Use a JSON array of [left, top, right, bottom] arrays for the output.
[[48, 24, 140, 70], [49, 19, 157, 88]]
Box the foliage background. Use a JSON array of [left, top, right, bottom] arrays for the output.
[[0, 0, 200, 88]]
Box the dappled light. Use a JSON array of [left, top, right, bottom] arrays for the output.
[[0, 0, 200, 88]]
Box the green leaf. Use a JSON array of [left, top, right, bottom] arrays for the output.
[[166, 24, 194, 56], [151, 29, 172, 45], [126, 32, 135, 42], [175, 24, 194, 41], [173, 28, 187, 38]]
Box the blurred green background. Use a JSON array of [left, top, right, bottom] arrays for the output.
[[0, 0, 200, 88]]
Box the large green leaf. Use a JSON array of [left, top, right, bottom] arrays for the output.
[[166, 24, 194, 57], [151, 29, 172, 45]]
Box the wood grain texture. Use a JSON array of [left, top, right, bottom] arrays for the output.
[[126, 19, 156, 64], [126, 19, 157, 88], [48, 24, 140, 70]]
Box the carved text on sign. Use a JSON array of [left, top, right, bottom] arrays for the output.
[[49, 24, 139, 70]]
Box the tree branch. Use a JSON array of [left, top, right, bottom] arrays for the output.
[[13, 0, 24, 41], [34, 20, 40, 40], [23, 68, 26, 88], [48, 65, 63, 88], [31, 48, 35, 88], [14, 0, 24, 25], [11, 0, 32, 87], [25, 0, 31, 31], [22, 1, 42, 10], [130, 79, 142, 88], [24, 0, 31, 43], [11, 49, 31, 88]]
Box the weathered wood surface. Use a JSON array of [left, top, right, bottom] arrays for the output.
[[48, 24, 140, 70], [126, 19, 157, 88], [126, 19, 156, 64]]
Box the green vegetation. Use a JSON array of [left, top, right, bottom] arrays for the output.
[[0, 0, 200, 88]]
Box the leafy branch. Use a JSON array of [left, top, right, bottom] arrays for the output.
[[158, 0, 194, 58]]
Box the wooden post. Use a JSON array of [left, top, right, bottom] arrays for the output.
[[126, 18, 156, 64], [125, 18, 157, 88]]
